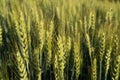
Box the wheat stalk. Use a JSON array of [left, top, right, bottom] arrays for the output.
[[84, 16, 87, 33]]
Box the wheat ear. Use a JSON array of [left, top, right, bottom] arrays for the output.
[[73, 22, 81, 80], [111, 55, 120, 80], [110, 35, 119, 80], [46, 21, 54, 68], [91, 58, 97, 80], [103, 46, 112, 80], [13, 51, 28, 80], [73, 42, 81, 80], [31, 6, 44, 80], [98, 32, 105, 80], [16, 11, 29, 65], [85, 33, 92, 62], [54, 35, 65, 80]]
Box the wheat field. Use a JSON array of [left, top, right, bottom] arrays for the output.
[[0, 0, 120, 80]]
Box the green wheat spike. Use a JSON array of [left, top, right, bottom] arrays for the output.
[[103, 46, 112, 80], [111, 55, 120, 80], [31, 7, 45, 80], [18, 11, 29, 65], [91, 58, 97, 80], [111, 35, 119, 80], [12, 47, 28, 80], [73, 42, 81, 80], [98, 32, 105, 80], [54, 35, 65, 80], [46, 21, 54, 68]]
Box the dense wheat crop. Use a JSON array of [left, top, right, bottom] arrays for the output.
[[0, 0, 120, 80]]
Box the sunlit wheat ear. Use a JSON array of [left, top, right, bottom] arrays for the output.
[[46, 31, 52, 68], [57, 35, 65, 80], [38, 21, 44, 77], [31, 7, 44, 80], [105, 8, 113, 23], [103, 46, 112, 80], [99, 33, 105, 61], [32, 6, 45, 51], [111, 55, 120, 80], [12, 51, 28, 80], [85, 33, 92, 60], [46, 21, 54, 68], [38, 20, 44, 52], [112, 35, 119, 56], [110, 35, 119, 80], [54, 53, 59, 80], [54, 35, 65, 80], [74, 42, 81, 80], [65, 36, 71, 65], [73, 23, 81, 80], [89, 12, 95, 42], [89, 12, 95, 30], [0, 25, 2, 46], [18, 12, 29, 65], [91, 58, 97, 80], [98, 32, 105, 80]]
